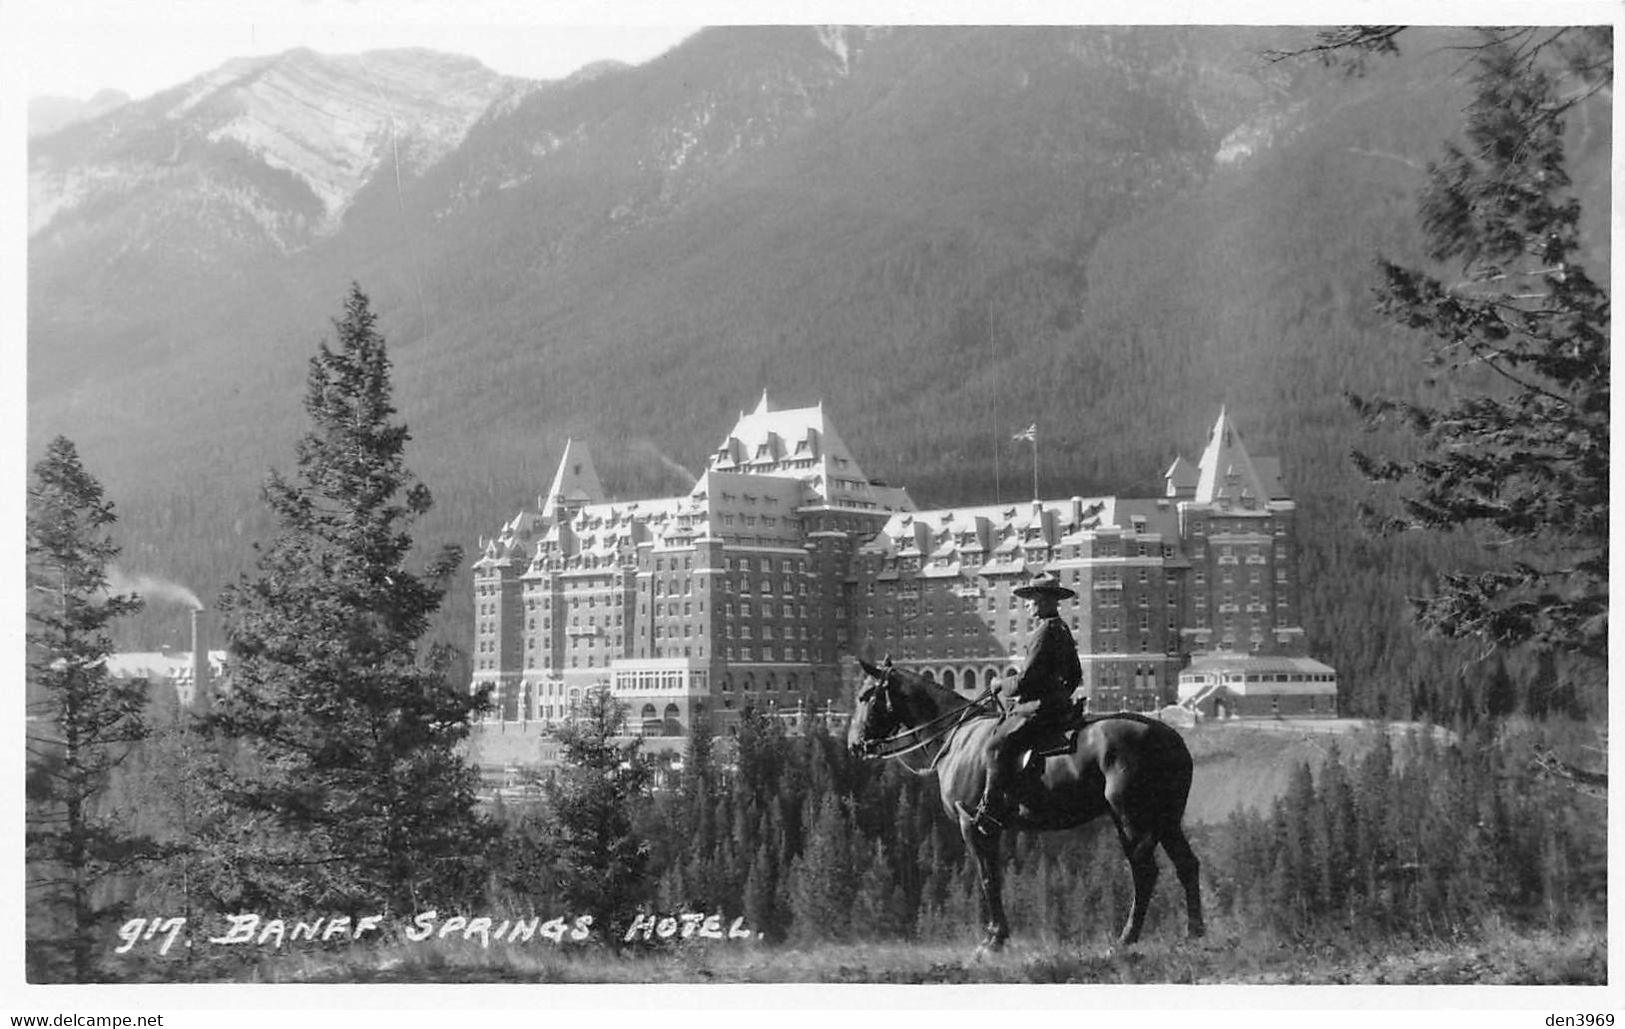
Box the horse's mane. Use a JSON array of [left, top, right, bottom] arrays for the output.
[[883, 664, 984, 715]]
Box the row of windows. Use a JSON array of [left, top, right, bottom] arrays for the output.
[[1195, 568, 1290, 585], [725, 646, 808, 662], [1188, 517, 1288, 536], [874, 539, 1195, 573], [718, 672, 800, 693]]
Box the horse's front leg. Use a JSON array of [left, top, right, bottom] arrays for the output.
[[959, 815, 1009, 953]]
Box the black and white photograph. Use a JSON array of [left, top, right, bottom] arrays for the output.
[[10, 0, 1616, 1021]]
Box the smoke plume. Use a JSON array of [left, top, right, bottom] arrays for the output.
[[634, 440, 699, 488], [107, 567, 203, 610]]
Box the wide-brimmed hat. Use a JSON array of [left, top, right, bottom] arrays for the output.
[[1014, 573, 1076, 601]]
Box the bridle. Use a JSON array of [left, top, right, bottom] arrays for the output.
[[857, 666, 997, 774]]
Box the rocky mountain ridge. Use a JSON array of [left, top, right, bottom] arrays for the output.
[[29, 48, 522, 247]]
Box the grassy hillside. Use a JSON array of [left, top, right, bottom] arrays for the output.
[[108, 922, 1605, 985]]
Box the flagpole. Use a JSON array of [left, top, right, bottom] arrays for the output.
[[989, 301, 1000, 505], [1031, 433, 1038, 502]]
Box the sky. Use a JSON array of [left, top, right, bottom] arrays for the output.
[[12, 0, 1616, 104], [14, 1, 706, 102]]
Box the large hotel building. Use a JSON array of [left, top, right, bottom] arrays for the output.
[[472, 394, 1336, 737]]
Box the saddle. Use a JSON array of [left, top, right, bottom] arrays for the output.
[[1014, 699, 1094, 769]]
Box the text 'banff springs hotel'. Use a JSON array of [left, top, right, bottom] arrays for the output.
[[472, 394, 1338, 739]]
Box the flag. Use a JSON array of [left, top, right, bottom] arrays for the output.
[[1012, 423, 1037, 442]]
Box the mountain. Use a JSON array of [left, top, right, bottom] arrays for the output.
[[26, 27, 1610, 718], [28, 89, 131, 138], [30, 48, 520, 242]]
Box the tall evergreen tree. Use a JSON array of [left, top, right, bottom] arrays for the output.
[[1343, 30, 1610, 697], [209, 284, 490, 915], [787, 793, 855, 942], [25, 437, 151, 981], [547, 685, 652, 939]]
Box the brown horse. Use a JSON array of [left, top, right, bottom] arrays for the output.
[[847, 658, 1204, 951]]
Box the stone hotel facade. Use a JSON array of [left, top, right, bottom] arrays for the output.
[[471, 394, 1336, 736]]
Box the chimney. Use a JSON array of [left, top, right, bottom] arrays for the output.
[[190, 607, 211, 713]]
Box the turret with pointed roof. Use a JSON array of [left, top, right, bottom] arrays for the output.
[[544, 437, 606, 513], [1193, 407, 1272, 508]]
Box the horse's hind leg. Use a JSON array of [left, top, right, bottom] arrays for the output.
[[1160, 825, 1205, 939], [1116, 830, 1159, 946]]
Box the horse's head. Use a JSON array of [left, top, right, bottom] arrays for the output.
[[847, 657, 904, 757]]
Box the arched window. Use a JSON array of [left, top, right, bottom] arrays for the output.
[[942, 669, 957, 691], [984, 668, 999, 689]]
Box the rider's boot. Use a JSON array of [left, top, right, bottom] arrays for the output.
[[961, 760, 1008, 836]]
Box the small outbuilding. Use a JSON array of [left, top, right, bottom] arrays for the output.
[[1176, 654, 1338, 720]]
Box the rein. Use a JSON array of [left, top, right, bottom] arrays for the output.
[[864, 684, 998, 773]]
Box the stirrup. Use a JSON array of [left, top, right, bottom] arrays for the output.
[[957, 800, 1004, 835]]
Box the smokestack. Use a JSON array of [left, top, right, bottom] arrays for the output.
[[190, 607, 211, 713]]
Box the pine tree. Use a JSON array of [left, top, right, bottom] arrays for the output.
[[787, 793, 855, 942], [1344, 30, 1609, 693], [741, 841, 780, 941], [1316, 743, 1359, 920], [850, 838, 902, 940], [115, 699, 241, 946], [26, 437, 151, 981], [547, 685, 652, 938], [209, 284, 491, 915]]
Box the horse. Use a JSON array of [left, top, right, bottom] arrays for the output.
[[847, 658, 1204, 952]]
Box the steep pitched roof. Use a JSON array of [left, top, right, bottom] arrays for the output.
[[1194, 407, 1272, 506], [706, 392, 894, 509], [544, 438, 606, 508], [1164, 455, 1198, 495]]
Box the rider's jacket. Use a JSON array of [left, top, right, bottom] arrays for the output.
[[1004, 615, 1082, 710]]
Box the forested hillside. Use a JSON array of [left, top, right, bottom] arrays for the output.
[[26, 26, 1610, 720]]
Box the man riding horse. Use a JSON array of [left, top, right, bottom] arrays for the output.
[[962, 572, 1081, 835]]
